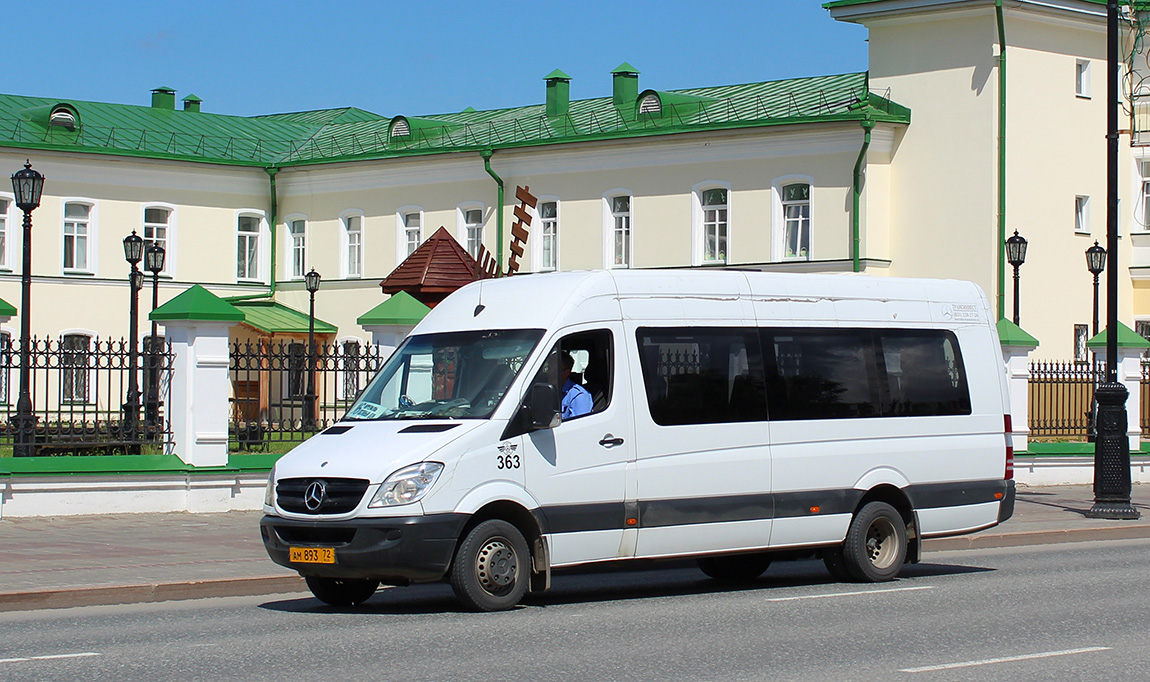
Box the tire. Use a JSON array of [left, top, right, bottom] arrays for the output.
[[698, 553, 772, 582], [450, 519, 530, 612], [304, 576, 379, 606], [821, 546, 853, 582], [841, 501, 908, 582]]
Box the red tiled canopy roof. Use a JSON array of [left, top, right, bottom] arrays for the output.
[[380, 226, 480, 296]]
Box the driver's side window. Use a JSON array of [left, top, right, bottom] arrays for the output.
[[537, 329, 613, 421]]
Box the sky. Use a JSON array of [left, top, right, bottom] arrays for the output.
[[8, 0, 870, 119]]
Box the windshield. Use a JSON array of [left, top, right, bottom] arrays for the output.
[[343, 329, 544, 421]]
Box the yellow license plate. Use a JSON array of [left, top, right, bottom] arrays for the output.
[[289, 547, 335, 564]]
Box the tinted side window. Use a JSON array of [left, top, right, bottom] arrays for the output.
[[763, 329, 880, 420], [879, 331, 971, 416], [637, 328, 766, 426]]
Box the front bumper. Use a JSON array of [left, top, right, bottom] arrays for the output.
[[260, 513, 469, 584]]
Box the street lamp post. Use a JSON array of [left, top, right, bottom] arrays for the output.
[[1086, 241, 1106, 337], [1089, 0, 1140, 519], [1005, 230, 1028, 326], [304, 269, 321, 431], [143, 243, 165, 430], [10, 161, 44, 457], [122, 232, 144, 445]]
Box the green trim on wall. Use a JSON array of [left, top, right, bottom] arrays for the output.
[[0, 452, 284, 476]]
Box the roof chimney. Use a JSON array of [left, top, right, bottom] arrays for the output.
[[544, 69, 572, 117], [182, 94, 202, 113], [151, 86, 176, 110], [611, 62, 639, 109]]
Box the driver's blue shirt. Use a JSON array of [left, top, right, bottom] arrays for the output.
[[561, 379, 593, 419]]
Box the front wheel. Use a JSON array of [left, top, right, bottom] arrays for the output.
[[450, 519, 530, 612], [304, 576, 379, 606], [841, 501, 908, 582]]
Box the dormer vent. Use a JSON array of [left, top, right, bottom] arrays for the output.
[[638, 92, 661, 115], [390, 117, 411, 138], [49, 106, 77, 130]]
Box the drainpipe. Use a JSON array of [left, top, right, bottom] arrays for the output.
[[226, 167, 280, 302], [481, 150, 505, 270], [852, 118, 875, 273], [996, 0, 1007, 319]]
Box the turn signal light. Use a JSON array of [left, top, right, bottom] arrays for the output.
[[626, 518, 638, 526], [810, 506, 821, 514]]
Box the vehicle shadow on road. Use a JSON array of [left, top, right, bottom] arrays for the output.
[[257, 559, 994, 615]]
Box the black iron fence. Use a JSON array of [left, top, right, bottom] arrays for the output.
[[1028, 360, 1103, 438], [0, 336, 174, 455], [228, 340, 389, 451]]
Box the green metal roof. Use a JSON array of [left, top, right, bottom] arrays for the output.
[[356, 291, 431, 326], [1086, 321, 1150, 349], [544, 69, 572, 81], [0, 297, 16, 317], [234, 300, 337, 335], [0, 71, 908, 168], [997, 318, 1039, 348], [150, 284, 246, 322], [824, 0, 1150, 10]]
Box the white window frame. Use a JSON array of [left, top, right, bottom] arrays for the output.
[[1076, 59, 1091, 99], [235, 210, 269, 283], [61, 199, 98, 275], [692, 181, 732, 265], [456, 202, 485, 260], [1140, 161, 1150, 232], [0, 193, 12, 272], [141, 203, 176, 279], [603, 189, 633, 269], [396, 206, 423, 265], [533, 197, 560, 272], [1075, 195, 1091, 235], [59, 329, 97, 405], [772, 176, 814, 261], [283, 213, 308, 280], [340, 209, 365, 279]]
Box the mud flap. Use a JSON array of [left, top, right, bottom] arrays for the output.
[[906, 510, 922, 564], [530, 536, 551, 592]]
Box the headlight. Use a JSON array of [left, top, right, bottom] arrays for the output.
[[264, 467, 276, 507], [369, 462, 444, 508]]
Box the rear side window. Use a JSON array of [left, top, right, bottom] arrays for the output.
[[636, 327, 767, 426], [761, 328, 971, 420]]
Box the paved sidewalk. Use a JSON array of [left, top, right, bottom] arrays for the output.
[[0, 484, 1146, 612]]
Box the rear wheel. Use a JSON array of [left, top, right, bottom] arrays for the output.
[[450, 519, 530, 612], [698, 553, 772, 582], [841, 501, 907, 582], [304, 576, 379, 606]]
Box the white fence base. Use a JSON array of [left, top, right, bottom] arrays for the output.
[[0, 473, 268, 518], [1013, 455, 1150, 487]]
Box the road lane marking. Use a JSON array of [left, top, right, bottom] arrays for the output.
[[766, 585, 935, 602], [0, 652, 101, 664], [899, 647, 1111, 673]]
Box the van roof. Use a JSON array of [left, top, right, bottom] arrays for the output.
[[412, 270, 989, 335]]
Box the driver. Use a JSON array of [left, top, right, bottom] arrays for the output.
[[560, 351, 593, 420]]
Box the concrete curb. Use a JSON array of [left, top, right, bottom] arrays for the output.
[[923, 524, 1150, 551], [0, 575, 305, 613], [3, 526, 1149, 613]]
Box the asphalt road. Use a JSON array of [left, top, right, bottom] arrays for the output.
[[1, 539, 1148, 682]]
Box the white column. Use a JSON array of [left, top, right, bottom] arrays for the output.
[[361, 323, 413, 358], [1001, 343, 1037, 452], [1118, 348, 1143, 451], [163, 320, 232, 468]]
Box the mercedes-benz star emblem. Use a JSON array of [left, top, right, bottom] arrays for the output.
[[303, 481, 326, 511]]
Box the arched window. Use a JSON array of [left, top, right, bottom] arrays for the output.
[[236, 213, 263, 280], [61, 333, 92, 404], [63, 202, 95, 273], [143, 205, 173, 275], [342, 212, 364, 278]]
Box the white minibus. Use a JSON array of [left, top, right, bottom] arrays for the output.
[[261, 270, 1015, 611]]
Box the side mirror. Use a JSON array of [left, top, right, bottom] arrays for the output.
[[527, 382, 561, 431]]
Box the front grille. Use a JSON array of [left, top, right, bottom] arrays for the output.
[[277, 477, 371, 514]]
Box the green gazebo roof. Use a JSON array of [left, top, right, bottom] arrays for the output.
[[0, 297, 16, 317], [150, 284, 245, 322], [997, 318, 1039, 347], [357, 291, 430, 326]]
